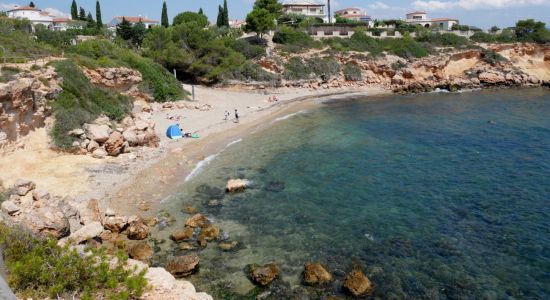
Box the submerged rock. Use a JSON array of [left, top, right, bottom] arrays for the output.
[[218, 240, 239, 252], [249, 263, 279, 286], [129, 243, 153, 261], [226, 179, 250, 193], [304, 262, 332, 285], [170, 227, 194, 242], [342, 268, 373, 296], [182, 206, 198, 214], [197, 224, 220, 247], [165, 253, 200, 277], [179, 242, 196, 251], [265, 181, 285, 192], [185, 213, 210, 228]]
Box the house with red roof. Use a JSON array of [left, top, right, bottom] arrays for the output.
[[405, 11, 458, 30], [334, 7, 373, 27], [6, 5, 78, 31], [108, 16, 160, 29]]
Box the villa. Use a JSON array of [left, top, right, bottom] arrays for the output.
[[107, 16, 159, 29], [282, 0, 326, 22], [405, 11, 459, 30], [334, 7, 374, 27], [6, 5, 79, 31]]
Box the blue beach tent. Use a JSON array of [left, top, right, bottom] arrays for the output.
[[166, 124, 183, 139]]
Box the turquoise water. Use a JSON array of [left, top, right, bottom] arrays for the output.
[[153, 88, 550, 299]]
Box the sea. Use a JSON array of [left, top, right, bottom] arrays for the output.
[[150, 88, 550, 299]]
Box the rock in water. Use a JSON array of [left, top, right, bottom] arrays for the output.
[[185, 214, 210, 228], [170, 227, 194, 242], [197, 224, 220, 247], [126, 220, 150, 240], [165, 253, 200, 277], [304, 262, 332, 285], [218, 240, 239, 251], [104, 131, 124, 156], [129, 243, 153, 261], [249, 263, 279, 286], [226, 179, 250, 193], [342, 268, 373, 296]]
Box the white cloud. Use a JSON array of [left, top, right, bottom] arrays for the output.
[[413, 0, 550, 11], [368, 1, 404, 11], [43, 7, 70, 18], [0, 2, 16, 11]]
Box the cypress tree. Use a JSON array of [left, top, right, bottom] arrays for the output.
[[198, 8, 204, 15], [116, 17, 133, 40], [223, 0, 229, 27], [29, 1, 35, 8], [216, 5, 223, 27], [86, 12, 95, 28], [71, 0, 78, 20], [96, 0, 102, 28], [161, 1, 169, 27], [79, 7, 86, 21]]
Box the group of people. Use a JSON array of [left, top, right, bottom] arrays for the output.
[[224, 109, 240, 123], [268, 95, 279, 103]]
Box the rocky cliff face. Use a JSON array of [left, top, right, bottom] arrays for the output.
[[0, 67, 61, 148]]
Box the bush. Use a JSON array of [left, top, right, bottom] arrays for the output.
[[226, 38, 266, 59], [306, 57, 340, 80], [0, 224, 147, 299], [50, 60, 132, 148], [481, 49, 507, 66], [0, 66, 22, 83], [273, 25, 319, 51], [69, 39, 185, 102], [227, 61, 279, 82], [343, 63, 362, 81], [470, 32, 496, 43], [283, 57, 310, 80], [416, 32, 470, 47], [380, 36, 429, 58]]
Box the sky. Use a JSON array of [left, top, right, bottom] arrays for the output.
[[1, 0, 550, 29]]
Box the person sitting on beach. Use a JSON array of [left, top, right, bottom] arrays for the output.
[[234, 109, 239, 123]]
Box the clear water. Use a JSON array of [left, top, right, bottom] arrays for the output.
[[152, 88, 550, 299]]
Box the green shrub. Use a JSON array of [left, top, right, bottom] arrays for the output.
[[306, 57, 340, 80], [348, 31, 382, 55], [227, 61, 278, 82], [343, 63, 362, 81], [416, 32, 470, 47], [470, 32, 496, 43], [0, 66, 21, 83], [273, 25, 320, 52], [380, 36, 429, 58], [50, 60, 132, 148], [69, 39, 185, 102], [283, 57, 311, 80], [0, 224, 147, 299], [226, 38, 266, 59], [481, 49, 507, 66]]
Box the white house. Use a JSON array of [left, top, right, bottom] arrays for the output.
[[405, 11, 458, 30], [334, 7, 374, 27], [282, 0, 326, 22], [229, 19, 246, 29], [7, 5, 54, 28], [108, 16, 159, 29]]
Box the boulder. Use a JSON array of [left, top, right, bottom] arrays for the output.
[[87, 140, 100, 152], [84, 124, 111, 143], [182, 206, 198, 214], [142, 267, 213, 300], [14, 179, 35, 196], [122, 130, 138, 146], [170, 227, 194, 242], [304, 263, 332, 285], [342, 268, 373, 296], [185, 214, 210, 228], [92, 148, 107, 159], [165, 253, 200, 277], [126, 220, 150, 240], [67, 221, 103, 244], [78, 199, 101, 225], [1, 200, 20, 215], [478, 72, 506, 84], [68, 128, 85, 136], [103, 215, 129, 233], [128, 243, 153, 261], [32, 189, 50, 202], [250, 263, 279, 286], [198, 225, 220, 243], [20, 206, 70, 239], [226, 179, 250, 193], [391, 74, 405, 85], [104, 131, 124, 156]]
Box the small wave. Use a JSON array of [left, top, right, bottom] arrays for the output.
[[185, 152, 220, 182], [225, 138, 242, 148], [274, 110, 307, 122], [431, 88, 450, 93]]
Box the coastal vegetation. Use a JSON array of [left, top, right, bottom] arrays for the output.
[[0, 223, 147, 299]]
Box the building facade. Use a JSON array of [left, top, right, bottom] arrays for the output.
[[6, 5, 80, 31], [108, 16, 159, 29], [405, 11, 458, 30], [334, 7, 374, 27], [282, 0, 326, 22]]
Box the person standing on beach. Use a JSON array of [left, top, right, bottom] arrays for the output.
[[224, 110, 229, 120], [234, 109, 239, 123]]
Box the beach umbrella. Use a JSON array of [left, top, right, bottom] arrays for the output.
[[166, 124, 183, 139]]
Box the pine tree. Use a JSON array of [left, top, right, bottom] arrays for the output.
[[198, 8, 204, 15], [216, 5, 223, 27], [71, 0, 78, 20], [116, 17, 133, 40], [79, 7, 86, 21], [223, 0, 229, 27], [161, 1, 169, 27], [29, 1, 35, 8], [86, 12, 95, 28], [96, 0, 102, 28]]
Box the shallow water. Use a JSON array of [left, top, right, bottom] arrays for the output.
[[152, 88, 550, 299]]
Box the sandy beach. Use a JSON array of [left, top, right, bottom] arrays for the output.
[[0, 85, 389, 214]]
